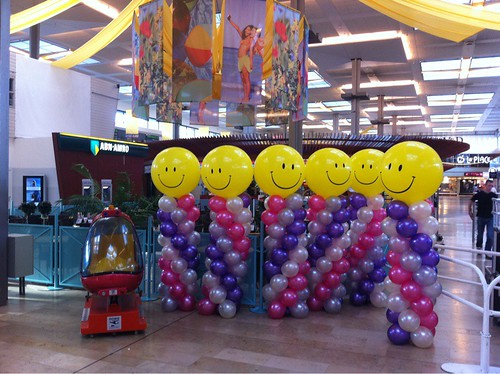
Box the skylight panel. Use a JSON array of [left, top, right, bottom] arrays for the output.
[[421, 59, 461, 72]]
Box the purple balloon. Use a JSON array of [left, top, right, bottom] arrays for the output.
[[221, 274, 238, 290], [180, 245, 198, 261], [421, 249, 440, 267], [160, 221, 177, 237], [205, 244, 224, 260], [293, 208, 307, 221], [226, 285, 243, 303], [157, 209, 171, 223], [188, 257, 200, 270], [282, 234, 299, 250], [308, 244, 325, 260], [387, 200, 409, 220], [369, 267, 387, 283], [239, 192, 252, 208], [386, 309, 400, 324], [387, 323, 411, 345], [264, 260, 281, 281], [373, 257, 387, 268], [271, 248, 289, 266], [350, 291, 368, 306], [396, 218, 418, 238], [287, 220, 307, 236], [350, 193, 367, 210], [332, 209, 350, 224], [315, 233, 333, 250], [326, 222, 344, 238], [348, 206, 358, 221], [210, 259, 228, 276], [359, 279, 375, 295], [339, 195, 349, 209], [171, 234, 188, 250], [410, 233, 433, 254]]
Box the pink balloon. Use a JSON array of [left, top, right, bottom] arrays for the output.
[[240, 250, 249, 261], [306, 208, 316, 222], [322, 271, 341, 288], [209, 196, 226, 213], [178, 194, 196, 211], [216, 210, 234, 229], [308, 195, 326, 212], [314, 282, 332, 301], [307, 296, 324, 311], [187, 206, 200, 222], [400, 280, 422, 302], [161, 269, 178, 286], [178, 294, 196, 311], [288, 274, 308, 290], [349, 257, 359, 267], [366, 221, 383, 236], [386, 250, 401, 267], [198, 298, 217, 315], [201, 285, 210, 298], [389, 265, 412, 285], [169, 282, 186, 299], [280, 289, 299, 307], [332, 258, 350, 274], [267, 195, 286, 213], [227, 223, 245, 240], [358, 233, 375, 250], [372, 208, 387, 222], [419, 311, 439, 330], [268, 300, 286, 319], [411, 296, 434, 317], [298, 261, 311, 275], [233, 236, 251, 252], [350, 244, 366, 259], [262, 210, 278, 225], [158, 256, 168, 270]]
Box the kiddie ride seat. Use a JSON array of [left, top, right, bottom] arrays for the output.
[[80, 206, 147, 336]]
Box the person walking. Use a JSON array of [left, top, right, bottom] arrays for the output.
[[469, 179, 498, 254]]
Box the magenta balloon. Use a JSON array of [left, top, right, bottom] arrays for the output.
[[198, 298, 217, 315], [411, 296, 434, 317], [268, 300, 286, 319], [389, 265, 413, 285], [400, 280, 423, 302]]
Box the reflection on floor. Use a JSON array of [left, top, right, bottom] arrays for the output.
[[1, 196, 499, 373]]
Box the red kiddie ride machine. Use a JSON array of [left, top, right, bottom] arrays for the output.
[[80, 206, 147, 336]]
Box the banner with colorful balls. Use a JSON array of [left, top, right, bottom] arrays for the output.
[[304, 148, 353, 313], [151, 147, 202, 312], [379, 141, 443, 348], [255, 145, 310, 319], [198, 146, 254, 319]]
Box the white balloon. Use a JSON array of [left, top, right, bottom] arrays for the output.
[[370, 290, 388, 308], [281, 260, 300, 277], [316, 257, 333, 273], [270, 274, 288, 293], [158, 195, 177, 212], [226, 197, 244, 214], [157, 234, 170, 247], [409, 201, 432, 221], [382, 217, 398, 237], [171, 257, 188, 274], [387, 292, 409, 313], [325, 246, 343, 262], [202, 271, 220, 288], [367, 195, 385, 210], [357, 207, 374, 224]]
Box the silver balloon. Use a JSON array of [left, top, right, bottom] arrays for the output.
[[268, 223, 286, 239], [348, 267, 364, 282], [369, 291, 387, 308], [270, 274, 288, 293], [202, 271, 220, 288], [409, 201, 432, 221], [170, 208, 188, 224], [278, 208, 295, 226], [325, 196, 342, 212], [209, 221, 225, 239], [158, 282, 170, 297], [289, 246, 308, 263], [333, 235, 351, 249], [348, 230, 359, 244], [263, 284, 277, 302], [157, 234, 170, 247], [204, 257, 212, 270], [367, 195, 385, 210], [289, 301, 309, 318], [161, 244, 179, 261], [180, 269, 198, 285], [218, 299, 237, 319], [324, 297, 343, 314], [413, 265, 437, 287], [411, 326, 434, 348], [178, 220, 195, 235], [384, 277, 401, 293], [316, 257, 333, 273], [243, 223, 252, 235], [286, 193, 304, 210], [351, 220, 367, 234], [264, 236, 279, 251], [387, 292, 409, 313], [187, 231, 201, 246], [216, 235, 233, 252], [422, 281, 442, 299], [281, 260, 300, 277], [358, 258, 375, 274], [224, 250, 242, 266], [325, 246, 343, 262], [400, 251, 422, 272], [308, 221, 325, 236], [417, 216, 439, 236], [317, 210, 334, 226], [367, 246, 385, 261], [298, 235, 308, 248], [209, 286, 227, 304], [161, 296, 178, 312], [297, 288, 310, 301], [398, 309, 421, 332], [171, 257, 188, 274], [235, 208, 253, 224], [381, 217, 398, 237], [226, 197, 244, 214], [342, 222, 350, 233], [210, 211, 217, 221], [186, 283, 197, 296], [389, 236, 410, 253], [307, 268, 322, 284], [332, 284, 347, 298], [357, 207, 374, 224], [231, 262, 248, 278], [373, 281, 386, 293], [158, 195, 177, 212], [375, 233, 389, 248]]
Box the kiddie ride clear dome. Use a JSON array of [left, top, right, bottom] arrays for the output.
[[80, 206, 147, 336]]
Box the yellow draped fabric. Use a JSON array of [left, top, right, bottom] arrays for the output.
[[212, 0, 225, 99], [262, 0, 273, 80], [10, 0, 81, 34], [52, 0, 148, 69], [358, 0, 500, 42], [163, 1, 173, 77]]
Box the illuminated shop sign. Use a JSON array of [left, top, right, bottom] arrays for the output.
[[454, 154, 491, 167], [57, 133, 148, 157]]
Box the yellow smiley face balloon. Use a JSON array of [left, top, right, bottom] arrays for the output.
[[201, 145, 253, 199], [151, 147, 200, 198], [380, 141, 443, 204], [305, 148, 352, 197], [350, 149, 384, 197], [254, 145, 305, 198]]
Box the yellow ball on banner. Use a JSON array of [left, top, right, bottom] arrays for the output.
[[305, 148, 352, 197], [185, 24, 212, 67], [380, 141, 443, 204], [254, 145, 305, 198], [151, 147, 200, 198], [350, 149, 385, 197], [201, 146, 253, 198]]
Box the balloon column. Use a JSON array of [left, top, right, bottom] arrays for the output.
[[198, 146, 254, 318], [347, 149, 388, 307], [152, 147, 202, 312], [304, 148, 353, 313], [254, 145, 309, 319], [380, 141, 443, 348]]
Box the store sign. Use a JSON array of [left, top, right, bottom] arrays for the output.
[[57, 133, 148, 157], [464, 172, 483, 177], [455, 154, 491, 167]]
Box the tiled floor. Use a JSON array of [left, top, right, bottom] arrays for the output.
[[1, 195, 499, 373]]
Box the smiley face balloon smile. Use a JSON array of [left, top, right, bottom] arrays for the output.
[[350, 149, 384, 197], [305, 148, 352, 197]]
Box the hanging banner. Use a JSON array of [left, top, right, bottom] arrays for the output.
[[156, 101, 183, 125], [292, 17, 309, 121], [221, 0, 266, 105], [270, 3, 301, 112], [190, 101, 220, 126], [225, 103, 256, 127], [172, 0, 213, 102]]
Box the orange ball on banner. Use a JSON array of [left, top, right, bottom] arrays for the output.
[[185, 24, 212, 67]]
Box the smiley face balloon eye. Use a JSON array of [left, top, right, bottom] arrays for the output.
[[151, 147, 200, 198], [305, 148, 352, 197], [380, 141, 443, 204], [350, 149, 384, 197]]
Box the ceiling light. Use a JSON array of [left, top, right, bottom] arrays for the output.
[[432, 127, 475, 133], [82, 0, 120, 19], [118, 58, 133, 66], [365, 105, 422, 112], [312, 31, 400, 47], [459, 57, 472, 80], [341, 80, 414, 90], [42, 50, 72, 61]]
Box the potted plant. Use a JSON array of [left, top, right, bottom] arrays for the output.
[[18, 202, 37, 223], [38, 201, 52, 225]]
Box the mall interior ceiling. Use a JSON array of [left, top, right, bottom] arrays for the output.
[[9, 0, 500, 136]]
